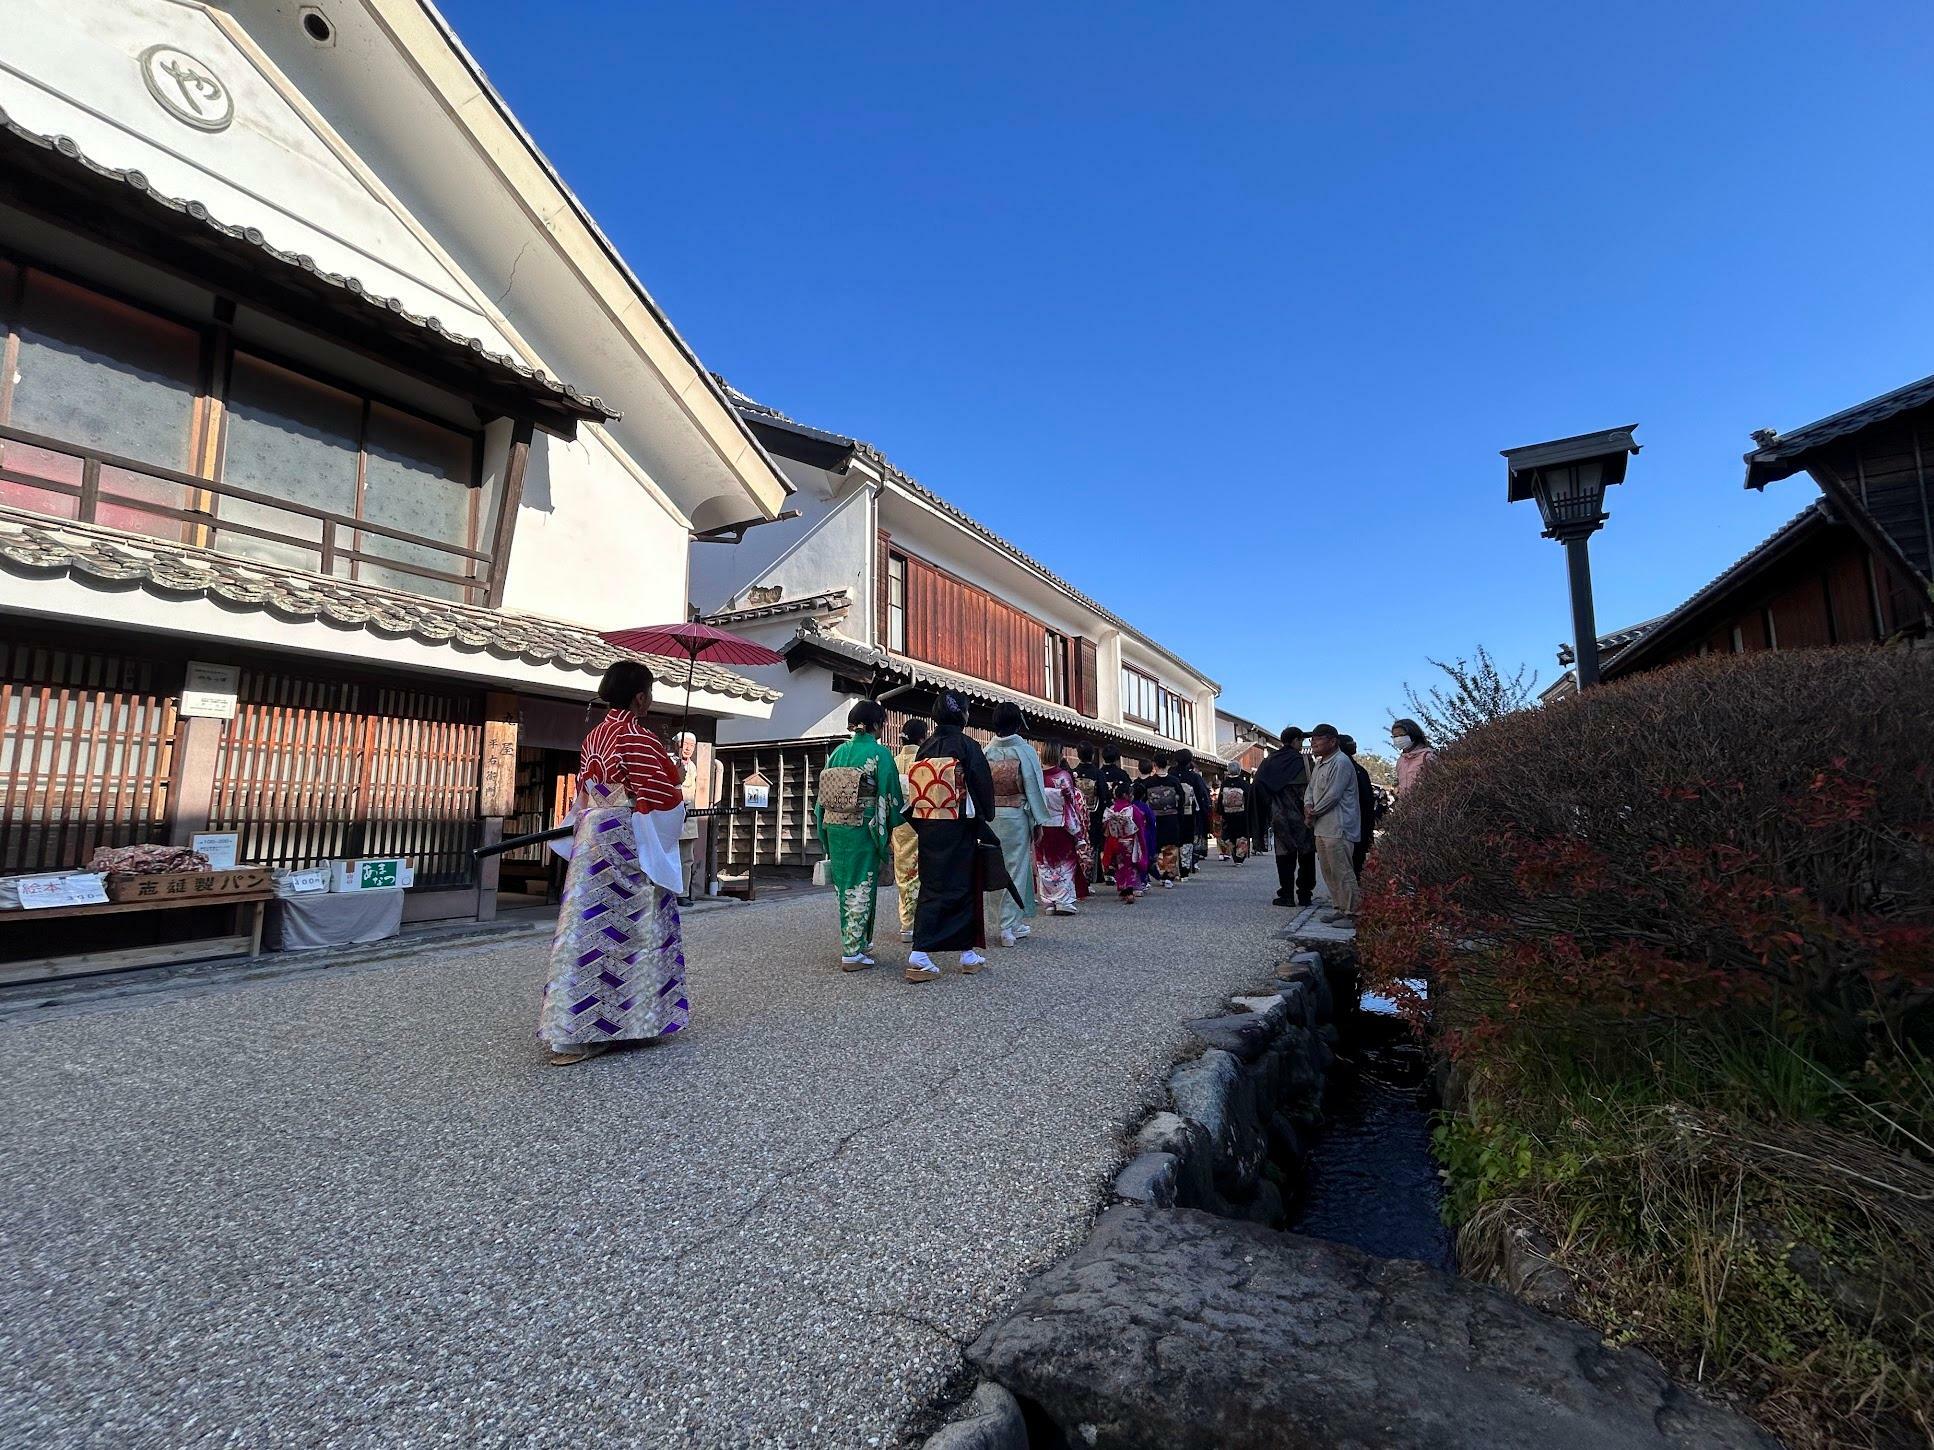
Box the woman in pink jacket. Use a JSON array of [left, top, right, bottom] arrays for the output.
[[1388, 718, 1437, 799]]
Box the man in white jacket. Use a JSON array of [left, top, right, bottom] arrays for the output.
[[1302, 723, 1361, 924]]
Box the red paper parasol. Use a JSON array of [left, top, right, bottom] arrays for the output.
[[599, 621, 785, 743]]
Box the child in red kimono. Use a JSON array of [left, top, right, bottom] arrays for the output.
[[1099, 783, 1144, 903]]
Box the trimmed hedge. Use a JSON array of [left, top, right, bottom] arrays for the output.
[[1364, 646, 1934, 1061], [1362, 645, 1934, 1448]]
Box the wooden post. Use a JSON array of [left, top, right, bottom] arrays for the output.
[[484, 419, 534, 609], [165, 715, 224, 846], [475, 691, 520, 920]]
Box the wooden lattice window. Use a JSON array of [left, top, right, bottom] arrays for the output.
[[0, 640, 176, 873], [207, 670, 482, 887]]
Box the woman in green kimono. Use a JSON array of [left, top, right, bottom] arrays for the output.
[[814, 698, 906, 970], [982, 701, 1052, 949]]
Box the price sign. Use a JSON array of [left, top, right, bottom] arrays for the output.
[[191, 832, 240, 870], [17, 873, 109, 909]]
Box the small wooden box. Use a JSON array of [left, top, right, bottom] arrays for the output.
[[105, 869, 271, 904]]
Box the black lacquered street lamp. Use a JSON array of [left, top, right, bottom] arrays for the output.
[[1502, 425, 1640, 690]]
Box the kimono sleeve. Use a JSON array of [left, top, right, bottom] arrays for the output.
[[876, 739, 907, 827], [622, 729, 684, 814], [1018, 749, 1053, 828]]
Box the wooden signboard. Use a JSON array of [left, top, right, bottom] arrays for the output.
[[106, 869, 271, 903], [480, 717, 520, 818]]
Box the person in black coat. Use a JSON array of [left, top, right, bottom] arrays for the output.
[[1252, 728, 1315, 907], [1172, 748, 1213, 879], [1339, 735, 1377, 883]]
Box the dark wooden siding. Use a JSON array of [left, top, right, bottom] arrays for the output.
[[1647, 528, 1892, 666], [901, 551, 1052, 697], [1074, 638, 1099, 717]]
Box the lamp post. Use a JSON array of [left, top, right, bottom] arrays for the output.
[[1502, 425, 1639, 690]]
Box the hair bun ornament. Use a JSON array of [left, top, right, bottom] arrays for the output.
[[943, 692, 965, 716]]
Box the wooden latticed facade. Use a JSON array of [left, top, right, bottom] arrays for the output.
[[206, 670, 483, 888], [718, 742, 834, 870], [0, 637, 176, 873]]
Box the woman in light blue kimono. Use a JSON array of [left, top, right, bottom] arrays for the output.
[[982, 701, 1052, 949]]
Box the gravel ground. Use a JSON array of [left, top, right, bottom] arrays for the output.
[[1, 859, 1290, 1448]]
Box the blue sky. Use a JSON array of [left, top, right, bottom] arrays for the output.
[[445, 0, 1934, 744]]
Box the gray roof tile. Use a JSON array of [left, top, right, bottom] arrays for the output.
[[0, 509, 778, 702]]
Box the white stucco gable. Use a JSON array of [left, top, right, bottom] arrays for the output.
[[0, 0, 503, 350]]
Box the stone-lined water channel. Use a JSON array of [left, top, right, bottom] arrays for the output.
[[928, 935, 1781, 1450], [1284, 1003, 1453, 1268]]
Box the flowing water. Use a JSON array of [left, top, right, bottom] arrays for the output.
[[1284, 996, 1454, 1270]]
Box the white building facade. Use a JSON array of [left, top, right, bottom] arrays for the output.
[[690, 389, 1222, 871], [0, 0, 789, 929]]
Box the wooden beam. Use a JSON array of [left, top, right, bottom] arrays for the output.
[[164, 714, 225, 846], [484, 419, 534, 608]]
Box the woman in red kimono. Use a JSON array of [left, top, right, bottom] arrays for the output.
[[540, 661, 688, 1066], [1034, 744, 1091, 914]]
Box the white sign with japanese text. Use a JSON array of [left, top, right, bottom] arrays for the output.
[[180, 662, 240, 720]]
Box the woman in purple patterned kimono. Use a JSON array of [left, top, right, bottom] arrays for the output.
[[540, 662, 689, 1066]]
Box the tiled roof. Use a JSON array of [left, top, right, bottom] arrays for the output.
[[1744, 372, 1934, 487], [0, 509, 778, 702], [716, 380, 1222, 692], [702, 589, 850, 626], [789, 623, 1197, 756], [0, 109, 618, 426], [1598, 615, 1668, 653]]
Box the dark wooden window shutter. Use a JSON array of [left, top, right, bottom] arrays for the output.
[[1075, 637, 1099, 717]]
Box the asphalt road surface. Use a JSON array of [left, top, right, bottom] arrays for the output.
[[2, 859, 1291, 1448]]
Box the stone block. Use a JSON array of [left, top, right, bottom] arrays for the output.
[[1112, 1151, 1180, 1208], [922, 1380, 1028, 1450], [1167, 1050, 1240, 1144], [1183, 1011, 1281, 1064], [970, 1207, 1781, 1450]]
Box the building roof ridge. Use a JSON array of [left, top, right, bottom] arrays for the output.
[[712, 377, 1221, 692]]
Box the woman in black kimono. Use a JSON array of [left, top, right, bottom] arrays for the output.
[[906, 693, 998, 982], [1219, 763, 1254, 862]]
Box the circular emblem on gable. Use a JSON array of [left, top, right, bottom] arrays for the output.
[[138, 45, 234, 132]]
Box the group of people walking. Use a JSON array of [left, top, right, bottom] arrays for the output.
[[810, 694, 1422, 983], [531, 661, 1439, 1062]]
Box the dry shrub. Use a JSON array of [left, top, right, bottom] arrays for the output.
[[1364, 646, 1934, 1063], [1364, 646, 1934, 1447]]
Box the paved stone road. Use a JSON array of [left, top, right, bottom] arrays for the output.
[[2, 861, 1290, 1448]]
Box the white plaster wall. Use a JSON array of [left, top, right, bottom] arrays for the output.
[[0, 0, 504, 348], [497, 430, 691, 630], [688, 457, 872, 624], [716, 663, 848, 746]]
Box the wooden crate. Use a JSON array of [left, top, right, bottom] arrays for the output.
[[105, 869, 270, 904]]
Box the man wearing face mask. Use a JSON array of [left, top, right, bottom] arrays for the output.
[[1302, 724, 1361, 925]]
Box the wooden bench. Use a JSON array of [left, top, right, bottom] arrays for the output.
[[0, 889, 274, 987]]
